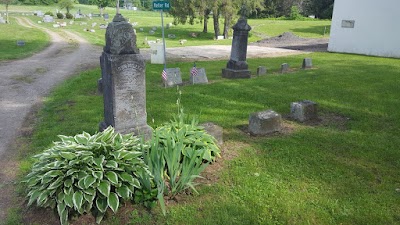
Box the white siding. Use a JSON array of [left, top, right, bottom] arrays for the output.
[[328, 0, 400, 58]]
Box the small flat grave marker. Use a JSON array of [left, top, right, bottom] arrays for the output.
[[163, 68, 182, 87], [16, 40, 25, 46], [189, 68, 208, 84]]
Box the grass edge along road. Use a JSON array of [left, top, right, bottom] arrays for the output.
[[8, 52, 400, 225]]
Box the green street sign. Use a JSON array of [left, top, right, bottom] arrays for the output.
[[153, 1, 170, 10]]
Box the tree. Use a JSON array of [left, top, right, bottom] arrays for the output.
[[59, 0, 76, 14], [303, 0, 334, 19], [89, 0, 112, 15], [1, 0, 14, 23]]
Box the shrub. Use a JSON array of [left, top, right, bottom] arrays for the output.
[[44, 11, 54, 17], [289, 6, 303, 20], [23, 127, 152, 225], [56, 12, 64, 19], [65, 12, 73, 19]]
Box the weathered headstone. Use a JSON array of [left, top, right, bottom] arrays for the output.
[[92, 22, 97, 27], [200, 122, 223, 146], [163, 68, 182, 87], [16, 40, 25, 46], [189, 68, 208, 84], [302, 58, 312, 69], [257, 66, 267, 76], [167, 34, 176, 39], [222, 15, 252, 79], [0, 16, 5, 24], [281, 63, 289, 73], [149, 30, 155, 35], [99, 13, 152, 138], [103, 13, 109, 20], [249, 110, 282, 135], [152, 26, 157, 31], [290, 100, 318, 122], [43, 15, 54, 23]]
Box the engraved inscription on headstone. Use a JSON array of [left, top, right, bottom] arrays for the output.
[[100, 13, 151, 138], [189, 68, 208, 84]]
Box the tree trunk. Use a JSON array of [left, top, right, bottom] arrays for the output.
[[6, 4, 9, 24], [203, 9, 210, 33], [223, 16, 231, 39], [213, 10, 220, 39], [100, 7, 104, 16]]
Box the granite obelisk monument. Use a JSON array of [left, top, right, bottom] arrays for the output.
[[222, 8, 252, 79]]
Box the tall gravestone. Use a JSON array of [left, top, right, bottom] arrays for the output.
[[99, 14, 152, 138], [222, 14, 252, 79]]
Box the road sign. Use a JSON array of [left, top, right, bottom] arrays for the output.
[[153, 1, 170, 10]]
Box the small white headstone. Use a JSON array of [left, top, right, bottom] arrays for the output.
[[53, 24, 60, 28], [217, 35, 224, 40], [43, 15, 54, 23], [90, 29, 95, 32], [92, 22, 97, 27], [99, 24, 107, 29]]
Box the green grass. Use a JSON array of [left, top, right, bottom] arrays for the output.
[[3, 4, 330, 48], [0, 17, 49, 60], [17, 52, 400, 224]]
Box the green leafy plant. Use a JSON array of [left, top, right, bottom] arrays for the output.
[[144, 92, 221, 214], [56, 12, 64, 19], [65, 12, 73, 19], [23, 127, 151, 225], [44, 11, 54, 16]]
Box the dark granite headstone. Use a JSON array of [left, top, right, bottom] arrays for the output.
[[249, 110, 282, 135], [99, 14, 152, 139], [290, 100, 318, 122], [222, 16, 252, 79]]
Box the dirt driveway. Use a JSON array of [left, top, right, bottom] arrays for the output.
[[0, 17, 326, 222]]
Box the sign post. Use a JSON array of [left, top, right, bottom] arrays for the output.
[[153, 1, 170, 70]]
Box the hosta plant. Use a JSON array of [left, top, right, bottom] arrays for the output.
[[23, 127, 152, 225]]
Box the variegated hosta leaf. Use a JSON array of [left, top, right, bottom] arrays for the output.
[[97, 180, 110, 197], [105, 171, 118, 185], [96, 197, 107, 213], [72, 191, 84, 211], [107, 192, 119, 213]]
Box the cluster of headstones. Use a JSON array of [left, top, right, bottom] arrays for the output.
[[256, 58, 313, 76], [162, 67, 208, 87], [249, 100, 318, 135]]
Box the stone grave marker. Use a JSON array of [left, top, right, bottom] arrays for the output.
[[92, 22, 97, 27], [281, 63, 289, 73], [167, 34, 176, 39], [290, 100, 317, 122], [163, 68, 182, 87], [257, 66, 267, 76], [53, 24, 60, 28], [222, 15, 252, 79], [99, 24, 107, 29], [36, 11, 44, 17], [149, 30, 155, 35], [43, 15, 54, 23], [152, 26, 157, 31], [139, 28, 144, 31], [189, 67, 208, 84], [103, 13, 109, 20], [0, 16, 5, 24], [249, 110, 282, 135], [200, 122, 223, 146], [99, 13, 152, 138], [302, 58, 312, 69], [16, 40, 25, 46], [166, 23, 173, 29]]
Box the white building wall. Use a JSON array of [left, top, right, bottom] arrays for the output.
[[328, 0, 400, 58]]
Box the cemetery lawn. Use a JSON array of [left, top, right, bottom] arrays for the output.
[[0, 17, 49, 60], [8, 4, 330, 48], [14, 52, 400, 225]]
